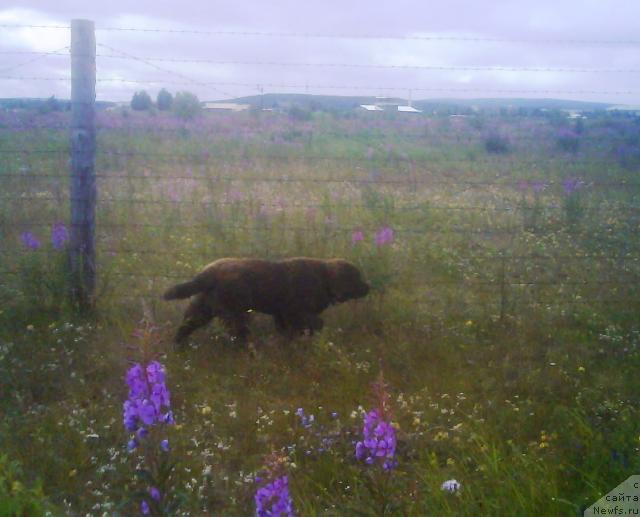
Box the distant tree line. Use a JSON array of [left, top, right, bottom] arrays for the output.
[[130, 89, 201, 119]]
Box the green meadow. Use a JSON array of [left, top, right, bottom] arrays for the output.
[[0, 108, 639, 515]]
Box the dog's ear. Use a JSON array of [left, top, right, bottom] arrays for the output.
[[324, 260, 346, 302]]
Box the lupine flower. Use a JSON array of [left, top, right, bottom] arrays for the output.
[[51, 222, 69, 250], [228, 189, 244, 202], [562, 178, 583, 195], [351, 230, 364, 245], [122, 360, 172, 442], [149, 486, 161, 501], [255, 475, 294, 517], [296, 408, 314, 429], [167, 185, 181, 203], [517, 180, 529, 193], [141, 500, 150, 514], [21, 231, 40, 250], [368, 170, 381, 181], [160, 439, 170, 452], [355, 408, 397, 471], [532, 181, 547, 193], [375, 226, 394, 247], [441, 479, 462, 492], [518, 180, 547, 194]]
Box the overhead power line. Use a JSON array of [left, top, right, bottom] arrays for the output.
[[0, 75, 636, 96], [4, 50, 640, 74], [1, 24, 639, 47]]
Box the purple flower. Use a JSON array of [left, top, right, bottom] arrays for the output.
[[167, 185, 181, 203], [160, 439, 169, 452], [123, 401, 139, 432], [255, 475, 294, 517], [127, 438, 137, 452], [562, 178, 583, 195], [532, 181, 547, 194], [146, 361, 166, 385], [123, 361, 173, 444], [151, 383, 170, 411], [51, 222, 69, 250], [21, 231, 40, 250], [138, 399, 158, 426], [141, 500, 150, 515], [351, 230, 364, 245], [355, 408, 397, 469], [228, 190, 243, 202], [126, 364, 148, 399], [375, 226, 394, 247], [517, 180, 529, 193], [149, 486, 161, 501], [296, 408, 314, 429]]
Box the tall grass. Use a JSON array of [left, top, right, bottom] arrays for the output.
[[0, 109, 639, 515]]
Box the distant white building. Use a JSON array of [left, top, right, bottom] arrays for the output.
[[105, 101, 130, 112], [397, 105, 422, 113], [562, 109, 586, 119], [202, 102, 250, 112], [360, 104, 384, 111], [607, 105, 640, 115], [359, 96, 422, 113]]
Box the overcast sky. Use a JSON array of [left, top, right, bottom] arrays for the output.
[[1, 1, 639, 104]]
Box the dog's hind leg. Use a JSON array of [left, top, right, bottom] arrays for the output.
[[175, 293, 214, 346], [216, 309, 250, 344], [276, 312, 323, 337]]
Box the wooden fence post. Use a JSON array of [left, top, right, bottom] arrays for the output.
[[70, 19, 96, 310], [499, 252, 507, 322]]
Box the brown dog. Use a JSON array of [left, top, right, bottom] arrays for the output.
[[163, 257, 370, 344]]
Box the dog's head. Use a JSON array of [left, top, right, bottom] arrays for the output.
[[325, 259, 370, 303]]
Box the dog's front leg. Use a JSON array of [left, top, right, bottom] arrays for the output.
[[220, 311, 250, 344]]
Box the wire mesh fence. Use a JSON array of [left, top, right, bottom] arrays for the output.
[[1, 22, 639, 319]]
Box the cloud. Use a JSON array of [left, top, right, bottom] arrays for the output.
[[0, 8, 68, 52], [0, 2, 639, 103]]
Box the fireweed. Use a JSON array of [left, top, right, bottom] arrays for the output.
[[51, 222, 69, 251], [351, 229, 365, 245], [374, 226, 394, 247], [123, 320, 180, 516], [20, 231, 41, 251], [561, 177, 585, 225], [254, 452, 295, 517]]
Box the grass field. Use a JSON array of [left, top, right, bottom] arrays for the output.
[[1, 107, 639, 515]]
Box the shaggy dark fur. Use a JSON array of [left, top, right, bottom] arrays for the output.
[[163, 257, 370, 344]]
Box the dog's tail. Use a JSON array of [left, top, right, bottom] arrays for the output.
[[163, 279, 203, 300]]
